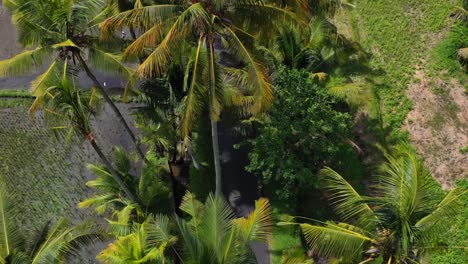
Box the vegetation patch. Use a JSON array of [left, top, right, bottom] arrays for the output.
[[346, 0, 459, 140], [0, 108, 92, 237]]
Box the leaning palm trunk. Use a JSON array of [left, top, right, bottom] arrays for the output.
[[75, 51, 146, 160], [208, 35, 223, 195], [87, 132, 138, 203]]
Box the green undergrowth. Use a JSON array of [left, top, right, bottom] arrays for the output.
[[348, 0, 460, 141], [270, 217, 304, 264], [0, 108, 92, 237], [429, 21, 468, 83]]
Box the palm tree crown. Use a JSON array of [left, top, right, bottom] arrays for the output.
[[287, 146, 466, 263], [97, 191, 273, 263], [0, 0, 145, 157], [101, 0, 305, 194]]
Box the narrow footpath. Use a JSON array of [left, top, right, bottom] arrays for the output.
[[218, 114, 270, 264]]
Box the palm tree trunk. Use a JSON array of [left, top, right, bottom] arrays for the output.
[[88, 134, 138, 203], [75, 51, 146, 160], [210, 115, 222, 196], [207, 35, 222, 196]]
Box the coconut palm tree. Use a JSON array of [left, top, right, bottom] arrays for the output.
[[175, 192, 273, 263], [0, 0, 145, 158], [281, 146, 466, 263], [261, 19, 360, 72], [97, 214, 177, 263], [79, 147, 175, 234], [37, 66, 138, 203], [0, 181, 101, 263], [101, 0, 305, 194], [97, 192, 273, 264]]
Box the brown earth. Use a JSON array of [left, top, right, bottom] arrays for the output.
[[404, 67, 467, 189]]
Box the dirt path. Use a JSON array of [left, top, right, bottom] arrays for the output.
[[404, 67, 467, 188], [218, 114, 270, 264]]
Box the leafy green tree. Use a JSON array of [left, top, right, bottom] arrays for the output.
[[101, 0, 303, 194], [0, 182, 101, 263], [246, 68, 352, 207], [0, 0, 144, 158], [285, 146, 466, 263]]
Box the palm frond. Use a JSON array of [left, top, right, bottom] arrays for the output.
[[107, 204, 139, 236], [122, 23, 165, 61], [201, 194, 235, 262], [85, 164, 120, 192], [0, 48, 52, 78], [0, 182, 21, 258], [180, 36, 208, 137], [223, 27, 272, 114], [415, 186, 466, 244], [30, 60, 63, 97], [320, 167, 377, 230], [232, 3, 306, 36], [137, 154, 172, 210], [145, 214, 177, 248], [31, 219, 101, 264], [327, 82, 374, 108], [300, 222, 375, 258], [175, 217, 204, 261], [100, 216, 174, 263], [235, 198, 273, 242], [179, 192, 205, 230], [78, 194, 119, 214], [101, 4, 182, 39], [88, 47, 134, 81], [11, 1, 63, 46], [52, 39, 78, 48], [134, 3, 209, 78], [374, 146, 438, 225], [112, 147, 132, 175]]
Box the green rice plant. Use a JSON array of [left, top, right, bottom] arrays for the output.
[[0, 108, 92, 238], [0, 89, 33, 98]]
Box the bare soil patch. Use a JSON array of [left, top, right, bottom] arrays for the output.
[[404, 67, 467, 188]]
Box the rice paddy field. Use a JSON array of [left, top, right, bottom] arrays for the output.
[[0, 104, 92, 234]]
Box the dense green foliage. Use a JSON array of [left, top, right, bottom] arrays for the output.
[[247, 68, 352, 207]]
